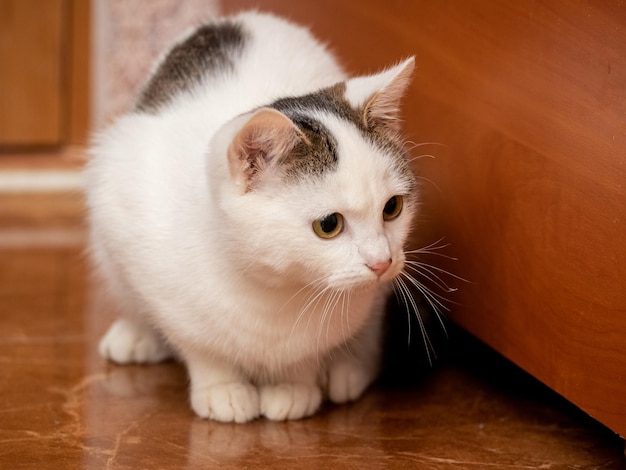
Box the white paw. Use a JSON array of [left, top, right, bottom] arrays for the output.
[[327, 361, 374, 404], [191, 383, 260, 423], [260, 384, 322, 421], [99, 319, 171, 364]]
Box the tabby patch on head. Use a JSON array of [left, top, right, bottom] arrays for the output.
[[136, 21, 247, 113], [226, 58, 416, 192], [262, 58, 416, 185]]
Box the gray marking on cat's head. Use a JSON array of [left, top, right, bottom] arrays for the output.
[[135, 20, 247, 113], [282, 114, 339, 180], [269, 84, 415, 189], [269, 85, 348, 180], [271, 84, 361, 127]]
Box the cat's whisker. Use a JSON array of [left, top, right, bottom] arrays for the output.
[[301, 280, 345, 358], [405, 238, 468, 271], [286, 279, 329, 347], [315, 288, 339, 366], [396, 234, 463, 366], [278, 277, 325, 315], [397, 279, 444, 357], [418, 237, 449, 248], [392, 277, 413, 347], [405, 261, 468, 289], [341, 288, 356, 359], [401, 270, 451, 313], [326, 290, 340, 361], [300, 286, 331, 368], [404, 261, 459, 293], [399, 270, 449, 335], [339, 288, 349, 354], [403, 140, 448, 152], [406, 237, 450, 252], [407, 153, 437, 163], [394, 275, 436, 365], [322, 288, 344, 358], [406, 249, 457, 261], [299, 287, 329, 331], [414, 175, 442, 193], [405, 242, 456, 260], [404, 239, 469, 292]]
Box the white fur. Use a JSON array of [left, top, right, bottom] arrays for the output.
[[86, 11, 416, 422]]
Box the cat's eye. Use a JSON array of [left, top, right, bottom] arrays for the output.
[[383, 195, 403, 221], [312, 213, 344, 239]]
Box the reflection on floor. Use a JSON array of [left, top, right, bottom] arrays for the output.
[[0, 186, 624, 469]]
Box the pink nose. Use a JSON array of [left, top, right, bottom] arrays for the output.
[[367, 259, 392, 277]]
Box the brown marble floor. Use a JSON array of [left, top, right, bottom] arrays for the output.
[[0, 184, 624, 469]]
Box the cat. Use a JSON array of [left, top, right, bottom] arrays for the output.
[[86, 10, 418, 423]]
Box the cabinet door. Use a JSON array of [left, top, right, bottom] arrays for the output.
[[0, 0, 64, 147], [0, 0, 89, 150]]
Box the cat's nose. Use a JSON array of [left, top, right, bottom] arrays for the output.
[[367, 259, 392, 277]]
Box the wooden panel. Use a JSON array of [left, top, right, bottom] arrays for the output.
[[0, 0, 65, 147], [66, 0, 90, 146], [224, 0, 626, 436], [401, 1, 626, 438]]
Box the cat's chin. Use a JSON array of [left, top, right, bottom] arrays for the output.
[[331, 276, 391, 293]]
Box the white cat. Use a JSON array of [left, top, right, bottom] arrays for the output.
[[86, 11, 417, 422]]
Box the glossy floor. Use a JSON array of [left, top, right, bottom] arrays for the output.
[[0, 186, 624, 469]]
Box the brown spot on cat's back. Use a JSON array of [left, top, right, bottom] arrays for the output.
[[135, 20, 247, 113]]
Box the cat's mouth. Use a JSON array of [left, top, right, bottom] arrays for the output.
[[331, 268, 400, 291]]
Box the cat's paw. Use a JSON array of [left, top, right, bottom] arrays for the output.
[[327, 361, 374, 404], [260, 383, 322, 421], [191, 383, 260, 423], [99, 319, 172, 364]]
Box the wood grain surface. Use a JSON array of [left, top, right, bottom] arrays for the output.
[[224, 0, 626, 436], [0, 0, 90, 150], [0, 0, 64, 147]]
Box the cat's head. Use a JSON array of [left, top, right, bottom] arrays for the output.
[[212, 58, 417, 291]]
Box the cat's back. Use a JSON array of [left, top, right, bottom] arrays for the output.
[[88, 11, 345, 227], [135, 11, 345, 116]]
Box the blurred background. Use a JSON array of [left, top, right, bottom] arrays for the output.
[[0, 0, 219, 162]]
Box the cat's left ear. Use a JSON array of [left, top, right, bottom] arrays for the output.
[[345, 57, 415, 133], [227, 108, 304, 192]]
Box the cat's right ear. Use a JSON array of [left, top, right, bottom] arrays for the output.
[[344, 57, 415, 134], [227, 108, 304, 193]]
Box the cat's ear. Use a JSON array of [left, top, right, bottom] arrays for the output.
[[227, 108, 303, 192], [345, 57, 415, 133]]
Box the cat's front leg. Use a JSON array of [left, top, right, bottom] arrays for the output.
[[327, 352, 378, 404], [326, 324, 382, 404], [99, 318, 173, 364], [185, 352, 260, 423], [259, 364, 322, 421]]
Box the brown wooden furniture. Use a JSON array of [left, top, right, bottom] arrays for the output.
[[225, 0, 626, 437], [0, 0, 90, 156]]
